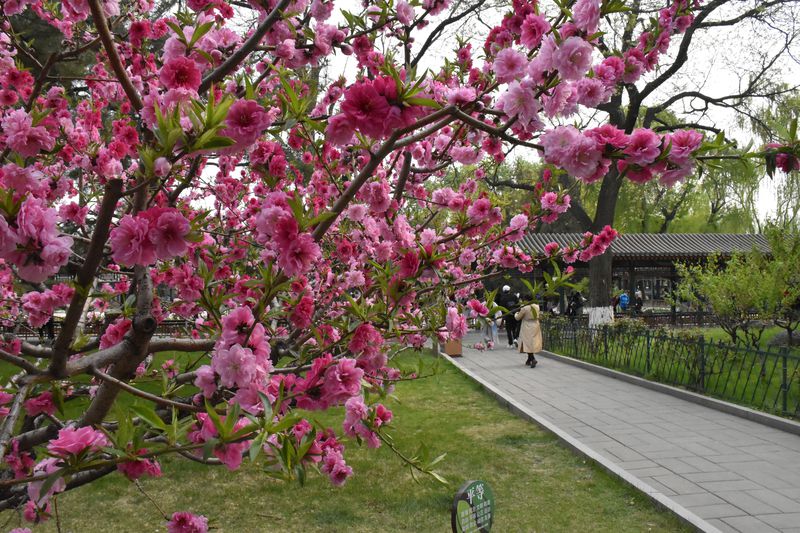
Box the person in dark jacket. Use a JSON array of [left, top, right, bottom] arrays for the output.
[[497, 285, 520, 347], [566, 291, 584, 321]]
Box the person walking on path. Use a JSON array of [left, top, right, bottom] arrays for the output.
[[497, 285, 519, 347], [515, 302, 543, 367]]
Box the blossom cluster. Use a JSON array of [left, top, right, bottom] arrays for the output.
[[541, 125, 703, 186], [0, 197, 73, 282], [110, 207, 192, 267]]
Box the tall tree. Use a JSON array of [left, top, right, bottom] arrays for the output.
[[561, 0, 799, 323], [743, 90, 800, 229]]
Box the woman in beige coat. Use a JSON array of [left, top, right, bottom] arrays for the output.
[[515, 303, 542, 367]]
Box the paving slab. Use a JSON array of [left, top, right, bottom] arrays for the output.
[[446, 335, 800, 533]]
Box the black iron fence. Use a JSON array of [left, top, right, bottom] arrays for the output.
[[541, 319, 800, 419]]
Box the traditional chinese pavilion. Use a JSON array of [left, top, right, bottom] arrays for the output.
[[517, 233, 770, 322]]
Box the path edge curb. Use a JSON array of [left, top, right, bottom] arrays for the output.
[[539, 350, 800, 437], [438, 350, 723, 533]]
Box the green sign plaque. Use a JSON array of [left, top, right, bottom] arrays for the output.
[[451, 480, 494, 533]]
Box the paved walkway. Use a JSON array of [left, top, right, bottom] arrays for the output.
[[450, 333, 800, 533]]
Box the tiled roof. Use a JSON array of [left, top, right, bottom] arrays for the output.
[[519, 233, 770, 260]]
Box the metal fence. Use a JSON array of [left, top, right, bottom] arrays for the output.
[[541, 319, 800, 419]]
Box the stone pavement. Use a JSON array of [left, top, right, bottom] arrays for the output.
[[449, 333, 800, 533]]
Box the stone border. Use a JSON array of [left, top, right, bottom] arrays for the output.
[[437, 350, 722, 533], [539, 350, 800, 437]]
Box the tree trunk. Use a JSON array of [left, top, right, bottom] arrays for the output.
[[588, 250, 615, 326], [587, 168, 624, 326]]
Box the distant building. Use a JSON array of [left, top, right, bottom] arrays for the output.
[[518, 233, 770, 321]]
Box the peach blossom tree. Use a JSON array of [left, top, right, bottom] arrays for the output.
[[0, 0, 797, 530]]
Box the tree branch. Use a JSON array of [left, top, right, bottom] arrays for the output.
[[0, 349, 42, 376], [87, 0, 143, 110], [89, 367, 205, 413], [393, 151, 412, 203], [0, 384, 31, 462], [638, 0, 729, 102], [557, 173, 593, 229], [49, 179, 123, 379], [311, 131, 402, 241], [148, 338, 216, 352], [198, 0, 292, 94], [697, 0, 800, 28], [410, 0, 488, 69]]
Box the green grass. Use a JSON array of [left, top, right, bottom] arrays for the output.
[[3, 352, 691, 533], [680, 325, 796, 349]]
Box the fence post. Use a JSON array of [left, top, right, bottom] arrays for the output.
[[645, 329, 652, 375], [781, 347, 789, 415], [573, 321, 578, 356], [603, 325, 609, 360], [698, 336, 706, 391]]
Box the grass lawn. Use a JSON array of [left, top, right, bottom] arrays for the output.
[[679, 325, 795, 349], [2, 351, 691, 533]]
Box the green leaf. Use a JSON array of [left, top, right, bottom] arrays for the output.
[[429, 471, 449, 485], [428, 452, 447, 467], [51, 385, 65, 416], [194, 135, 236, 152], [223, 402, 241, 436], [520, 278, 536, 299], [37, 470, 66, 503], [249, 431, 267, 462], [244, 75, 255, 101], [130, 404, 166, 431], [165, 21, 187, 44], [405, 97, 441, 109], [307, 211, 337, 228], [268, 413, 301, 434], [194, 49, 216, 66], [70, 332, 92, 351], [114, 407, 134, 448], [202, 438, 217, 461], [204, 398, 225, 435], [189, 21, 214, 47]]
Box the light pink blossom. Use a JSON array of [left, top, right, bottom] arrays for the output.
[[47, 426, 109, 457], [520, 14, 550, 49], [554, 36, 594, 81], [493, 48, 528, 83], [110, 215, 156, 266], [573, 0, 601, 34]]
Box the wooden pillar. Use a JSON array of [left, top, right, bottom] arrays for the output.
[[670, 265, 677, 326], [628, 264, 636, 315]]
